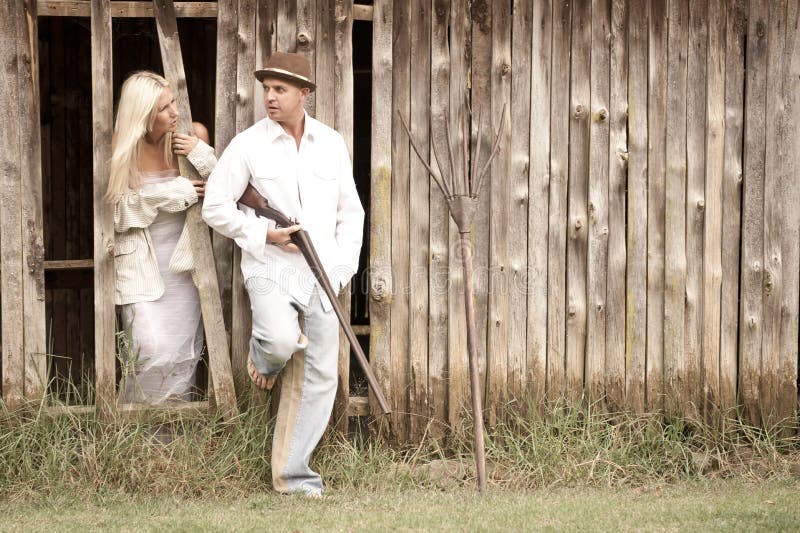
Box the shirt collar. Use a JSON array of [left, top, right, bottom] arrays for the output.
[[264, 111, 318, 144]]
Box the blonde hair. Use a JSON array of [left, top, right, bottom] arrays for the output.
[[106, 71, 174, 202]]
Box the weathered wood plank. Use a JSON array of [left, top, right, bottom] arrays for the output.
[[777, 0, 800, 428], [253, 0, 276, 124], [685, 0, 708, 420], [586, 0, 610, 404], [428, 0, 449, 436], [470, 0, 491, 420], [390, 0, 411, 441], [566, 0, 590, 404], [368, 0, 392, 428], [664, 0, 688, 418], [212, 0, 237, 349], [333, 0, 354, 432], [153, 0, 238, 419], [719, 0, 745, 412], [447, 0, 469, 429], [547, 0, 571, 404], [277, 0, 297, 52], [407, 0, 430, 440], [760, 0, 788, 423], [702, 0, 726, 419], [296, 0, 315, 116], [19, 0, 48, 400], [509, 0, 532, 404], [527, 0, 551, 409], [90, 0, 115, 419], [739, 0, 768, 427], [0, 0, 25, 409], [645, 0, 666, 413], [353, 4, 371, 21], [605, 0, 628, 412], [39, 0, 218, 17], [625, 0, 647, 412]]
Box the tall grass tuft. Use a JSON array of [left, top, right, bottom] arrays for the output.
[[1, 398, 797, 500]]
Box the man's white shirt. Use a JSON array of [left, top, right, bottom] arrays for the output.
[[202, 113, 364, 311]]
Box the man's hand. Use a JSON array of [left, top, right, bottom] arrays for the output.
[[267, 225, 302, 253]]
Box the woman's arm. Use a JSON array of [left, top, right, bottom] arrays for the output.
[[173, 122, 217, 183], [114, 177, 198, 232]]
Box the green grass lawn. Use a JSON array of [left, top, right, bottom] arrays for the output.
[[3, 480, 798, 532]]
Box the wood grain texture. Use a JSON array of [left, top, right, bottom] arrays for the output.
[[605, 0, 628, 411], [527, 0, 552, 409], [625, 0, 647, 412], [91, 0, 115, 419], [509, 0, 532, 404], [407, 0, 431, 439], [719, 0, 745, 412], [277, 0, 297, 52], [664, 0, 688, 418], [546, 0, 571, 404], [739, 0, 768, 427], [685, 0, 708, 420], [39, 0, 218, 18], [586, 0, 610, 404], [645, 0, 666, 413], [297, 0, 316, 117]]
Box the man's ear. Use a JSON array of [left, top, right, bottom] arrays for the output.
[[301, 87, 311, 97]]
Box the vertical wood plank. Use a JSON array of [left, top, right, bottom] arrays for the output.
[[212, 0, 237, 344], [761, 0, 788, 423], [428, 0, 449, 436], [407, 0, 431, 439], [547, 0, 571, 404], [470, 0, 491, 418], [277, 0, 297, 52], [625, 0, 648, 412], [605, 0, 628, 412], [566, 0, 590, 404], [527, 0, 551, 409], [91, 0, 115, 419], [509, 0, 532, 404], [297, 0, 316, 117], [253, 0, 277, 124], [777, 0, 800, 428], [19, 0, 47, 400], [702, 0, 726, 419], [739, 0, 768, 427], [447, 0, 470, 429], [586, 0, 610, 404], [390, 0, 411, 441], [719, 0, 745, 412], [369, 0, 392, 429], [685, 0, 708, 420], [333, 0, 354, 433], [0, 1, 24, 409], [646, 0, 667, 413], [664, 0, 688, 418], [489, 0, 511, 422]]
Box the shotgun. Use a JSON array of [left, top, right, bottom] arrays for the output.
[[238, 184, 391, 416]]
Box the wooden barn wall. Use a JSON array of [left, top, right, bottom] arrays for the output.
[[1, 0, 799, 442]]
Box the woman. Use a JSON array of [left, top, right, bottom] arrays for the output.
[[107, 71, 217, 404]]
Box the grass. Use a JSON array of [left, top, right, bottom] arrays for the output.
[[0, 398, 798, 530]]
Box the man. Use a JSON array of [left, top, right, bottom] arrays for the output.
[[202, 52, 364, 497]]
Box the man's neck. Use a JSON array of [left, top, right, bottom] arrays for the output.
[[278, 112, 306, 149]]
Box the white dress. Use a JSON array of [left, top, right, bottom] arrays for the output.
[[119, 169, 204, 404]]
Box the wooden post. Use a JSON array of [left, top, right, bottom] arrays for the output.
[[646, 0, 666, 414], [152, 0, 238, 420], [90, 0, 116, 420], [527, 0, 552, 410], [587, 0, 611, 405]]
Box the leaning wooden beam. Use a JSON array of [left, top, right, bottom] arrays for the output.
[[152, 0, 238, 420], [90, 0, 116, 421], [19, 0, 48, 401], [0, 0, 25, 410]]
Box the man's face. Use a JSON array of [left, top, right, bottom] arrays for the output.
[[261, 77, 309, 123]]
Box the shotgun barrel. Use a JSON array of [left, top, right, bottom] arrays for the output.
[[238, 185, 391, 416]]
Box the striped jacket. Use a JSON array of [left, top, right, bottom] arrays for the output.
[[113, 140, 217, 305]]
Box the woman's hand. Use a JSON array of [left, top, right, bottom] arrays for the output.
[[192, 179, 205, 198], [172, 133, 199, 156], [267, 225, 302, 254]]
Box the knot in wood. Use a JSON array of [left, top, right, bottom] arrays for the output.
[[106, 239, 115, 257], [297, 32, 310, 44], [573, 104, 586, 119], [753, 260, 761, 273], [696, 199, 705, 210], [597, 108, 608, 121], [756, 20, 766, 38], [568, 305, 577, 316], [501, 63, 511, 76], [574, 219, 583, 230]]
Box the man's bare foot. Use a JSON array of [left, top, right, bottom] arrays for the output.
[[248, 359, 278, 390]]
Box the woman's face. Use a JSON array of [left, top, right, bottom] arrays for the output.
[[150, 87, 178, 138]]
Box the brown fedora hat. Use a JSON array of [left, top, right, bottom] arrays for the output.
[[254, 51, 316, 92]]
